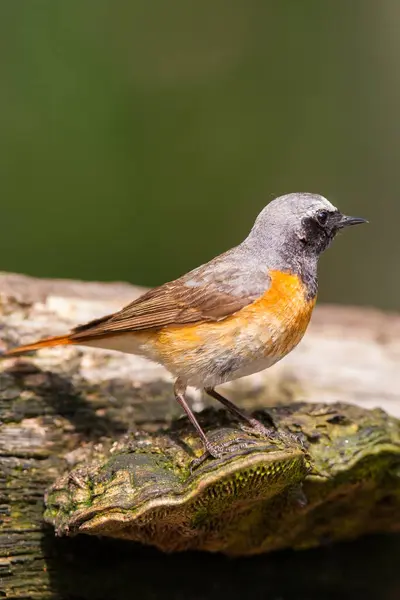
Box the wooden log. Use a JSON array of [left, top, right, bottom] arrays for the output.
[[0, 272, 399, 599]]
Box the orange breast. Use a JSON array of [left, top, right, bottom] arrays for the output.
[[152, 271, 316, 372], [248, 270, 317, 356]]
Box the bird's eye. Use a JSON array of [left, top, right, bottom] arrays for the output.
[[316, 210, 329, 226]]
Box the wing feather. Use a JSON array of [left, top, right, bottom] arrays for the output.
[[70, 249, 270, 341]]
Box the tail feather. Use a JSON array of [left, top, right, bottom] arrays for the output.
[[1, 335, 73, 357]]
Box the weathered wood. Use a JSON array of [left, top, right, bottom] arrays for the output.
[[0, 272, 399, 599]]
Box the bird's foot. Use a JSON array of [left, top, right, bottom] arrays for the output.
[[190, 436, 259, 471], [242, 417, 275, 437]]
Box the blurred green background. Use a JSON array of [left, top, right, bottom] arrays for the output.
[[0, 1, 398, 309]]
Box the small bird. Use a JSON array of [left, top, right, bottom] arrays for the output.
[[2, 193, 367, 459]]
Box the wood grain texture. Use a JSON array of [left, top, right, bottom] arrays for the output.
[[0, 272, 399, 599]]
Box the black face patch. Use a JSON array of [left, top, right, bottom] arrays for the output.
[[301, 210, 340, 254]]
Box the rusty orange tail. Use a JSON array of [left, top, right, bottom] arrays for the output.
[[1, 335, 74, 357]]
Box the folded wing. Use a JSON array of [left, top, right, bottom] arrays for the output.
[[71, 250, 271, 341]]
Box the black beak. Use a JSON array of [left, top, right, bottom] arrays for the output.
[[337, 214, 368, 229]]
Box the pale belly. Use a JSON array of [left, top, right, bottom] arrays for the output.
[[85, 272, 316, 389], [152, 319, 305, 388], [85, 329, 282, 388]]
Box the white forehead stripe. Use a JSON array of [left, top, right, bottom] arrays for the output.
[[304, 196, 337, 217], [318, 195, 337, 210]]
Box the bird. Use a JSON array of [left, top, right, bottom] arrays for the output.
[[1, 193, 367, 460]]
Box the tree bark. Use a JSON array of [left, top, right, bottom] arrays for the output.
[[0, 272, 399, 599]]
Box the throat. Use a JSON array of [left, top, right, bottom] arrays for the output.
[[298, 259, 318, 300], [256, 245, 319, 302], [275, 252, 318, 301]]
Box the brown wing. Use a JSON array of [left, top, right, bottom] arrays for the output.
[[70, 248, 271, 341]]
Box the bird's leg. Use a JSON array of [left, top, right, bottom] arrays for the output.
[[174, 379, 223, 459], [174, 379, 257, 466], [204, 386, 274, 436]]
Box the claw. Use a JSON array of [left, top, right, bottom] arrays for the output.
[[241, 418, 275, 438], [189, 436, 259, 471]]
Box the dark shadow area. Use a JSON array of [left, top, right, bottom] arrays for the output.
[[42, 527, 400, 600], [3, 361, 126, 439]]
